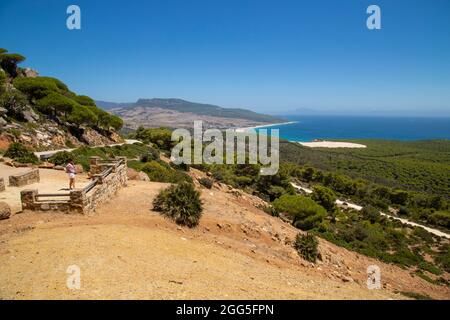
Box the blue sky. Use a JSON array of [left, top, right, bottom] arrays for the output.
[[1, 0, 449, 115]]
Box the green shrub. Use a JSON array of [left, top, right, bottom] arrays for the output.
[[0, 69, 6, 93], [261, 204, 279, 217], [399, 291, 433, 300], [169, 161, 190, 171], [140, 148, 160, 162], [141, 161, 192, 184], [13, 76, 68, 99], [153, 182, 203, 227], [73, 95, 96, 106], [4, 142, 39, 164], [67, 105, 98, 126], [436, 246, 450, 273], [294, 233, 319, 263], [0, 52, 25, 76], [311, 185, 336, 211], [0, 90, 28, 120], [429, 211, 450, 229], [130, 126, 173, 150], [198, 177, 213, 189], [48, 151, 72, 166], [36, 92, 78, 116], [361, 205, 381, 223], [273, 194, 327, 230], [93, 108, 123, 130]]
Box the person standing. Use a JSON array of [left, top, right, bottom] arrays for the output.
[[66, 159, 76, 190]]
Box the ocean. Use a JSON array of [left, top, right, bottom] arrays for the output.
[[255, 116, 450, 142]]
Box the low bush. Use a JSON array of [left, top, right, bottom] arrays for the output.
[[48, 151, 72, 166], [153, 182, 203, 227], [141, 161, 192, 184], [311, 185, 336, 211], [273, 194, 327, 230], [140, 148, 160, 163], [294, 233, 319, 263], [198, 177, 213, 189], [4, 142, 39, 164]]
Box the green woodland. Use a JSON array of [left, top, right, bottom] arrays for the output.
[[0, 48, 123, 131]]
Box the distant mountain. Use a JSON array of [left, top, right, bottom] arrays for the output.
[[96, 98, 286, 130], [95, 100, 135, 110]]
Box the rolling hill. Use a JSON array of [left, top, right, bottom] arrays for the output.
[[96, 98, 285, 130]]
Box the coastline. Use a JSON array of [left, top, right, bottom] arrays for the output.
[[234, 121, 297, 132]]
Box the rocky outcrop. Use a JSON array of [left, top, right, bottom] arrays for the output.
[[21, 68, 39, 78], [81, 128, 120, 146]]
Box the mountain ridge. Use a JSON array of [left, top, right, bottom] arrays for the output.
[[96, 98, 285, 129]]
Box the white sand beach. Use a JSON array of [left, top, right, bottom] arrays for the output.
[[299, 141, 367, 148]]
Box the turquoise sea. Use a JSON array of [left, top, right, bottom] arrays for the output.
[[255, 116, 450, 142]]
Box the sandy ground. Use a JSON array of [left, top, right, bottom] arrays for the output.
[[0, 178, 449, 300], [0, 164, 91, 213], [299, 141, 367, 148]]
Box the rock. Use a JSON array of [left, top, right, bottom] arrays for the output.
[[38, 162, 55, 169], [54, 165, 65, 171], [0, 117, 7, 127], [22, 68, 39, 78], [138, 172, 150, 181], [0, 202, 11, 220], [12, 162, 33, 168], [22, 108, 39, 123], [127, 168, 139, 180], [75, 164, 84, 173], [0, 107, 7, 116], [341, 275, 354, 283], [4, 161, 14, 167], [81, 128, 111, 146]]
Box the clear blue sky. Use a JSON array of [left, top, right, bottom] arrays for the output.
[[1, 0, 449, 115]]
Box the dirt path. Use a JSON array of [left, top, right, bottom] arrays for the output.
[[1, 180, 448, 300], [33, 139, 141, 159]]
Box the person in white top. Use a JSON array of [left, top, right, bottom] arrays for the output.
[[66, 159, 76, 190]]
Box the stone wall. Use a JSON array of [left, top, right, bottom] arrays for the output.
[[82, 157, 128, 213], [9, 169, 40, 187], [0, 178, 5, 192], [20, 157, 127, 214]]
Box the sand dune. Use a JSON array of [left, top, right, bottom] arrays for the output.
[[299, 141, 367, 148]]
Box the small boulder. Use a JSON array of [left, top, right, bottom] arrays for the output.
[[22, 108, 39, 123], [126, 168, 139, 180], [75, 164, 84, 173], [13, 162, 33, 168], [54, 165, 65, 171], [38, 162, 55, 169], [138, 172, 150, 182], [0, 202, 11, 220]]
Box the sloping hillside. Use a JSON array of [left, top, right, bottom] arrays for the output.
[[0, 48, 124, 151], [0, 171, 448, 299], [96, 98, 285, 130]]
